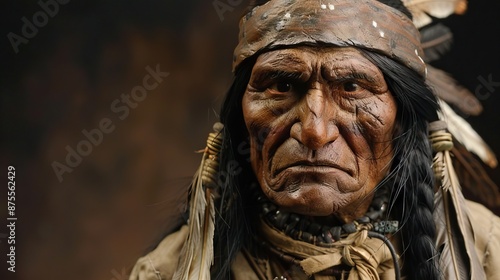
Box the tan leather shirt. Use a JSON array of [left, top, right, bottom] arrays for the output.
[[129, 200, 500, 279]]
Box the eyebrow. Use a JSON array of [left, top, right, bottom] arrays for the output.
[[250, 69, 305, 88], [268, 70, 304, 80], [331, 69, 378, 83]]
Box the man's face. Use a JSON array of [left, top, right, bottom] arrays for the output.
[[242, 46, 397, 222]]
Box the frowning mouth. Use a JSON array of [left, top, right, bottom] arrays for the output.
[[274, 160, 353, 176]]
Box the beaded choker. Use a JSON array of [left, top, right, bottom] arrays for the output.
[[256, 185, 399, 246]]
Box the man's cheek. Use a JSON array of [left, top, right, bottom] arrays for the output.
[[249, 136, 267, 172], [248, 125, 271, 153]]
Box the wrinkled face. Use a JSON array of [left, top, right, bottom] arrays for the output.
[[242, 46, 397, 222]]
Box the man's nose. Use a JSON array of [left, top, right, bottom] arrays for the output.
[[290, 88, 339, 150]]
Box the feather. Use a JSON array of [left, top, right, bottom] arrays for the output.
[[172, 161, 213, 280], [402, 0, 468, 28], [427, 65, 483, 116], [430, 123, 486, 279], [420, 23, 454, 62], [451, 140, 500, 208], [438, 99, 497, 168], [434, 166, 469, 280], [190, 185, 215, 280], [173, 123, 223, 280]]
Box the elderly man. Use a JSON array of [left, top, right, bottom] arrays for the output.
[[129, 0, 500, 279]]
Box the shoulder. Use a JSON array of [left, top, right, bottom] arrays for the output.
[[128, 225, 189, 280], [466, 200, 500, 279]]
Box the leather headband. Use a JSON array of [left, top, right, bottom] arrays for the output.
[[233, 0, 426, 77]]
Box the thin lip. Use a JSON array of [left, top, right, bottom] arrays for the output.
[[274, 160, 354, 176]]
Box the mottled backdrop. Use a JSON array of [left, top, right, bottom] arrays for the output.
[[1, 1, 499, 280]]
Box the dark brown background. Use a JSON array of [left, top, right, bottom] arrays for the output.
[[1, 1, 499, 279]]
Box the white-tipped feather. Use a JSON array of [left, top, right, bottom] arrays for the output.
[[403, 0, 467, 28], [438, 99, 498, 168]]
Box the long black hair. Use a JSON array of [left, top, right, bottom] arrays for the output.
[[363, 50, 441, 280], [211, 56, 257, 279], [211, 48, 441, 280]]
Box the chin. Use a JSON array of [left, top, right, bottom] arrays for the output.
[[264, 182, 343, 216]]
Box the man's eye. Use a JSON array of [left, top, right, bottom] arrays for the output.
[[270, 81, 293, 93], [343, 81, 360, 92]]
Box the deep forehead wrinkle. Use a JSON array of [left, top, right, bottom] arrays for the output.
[[256, 51, 312, 75], [253, 47, 385, 88]]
